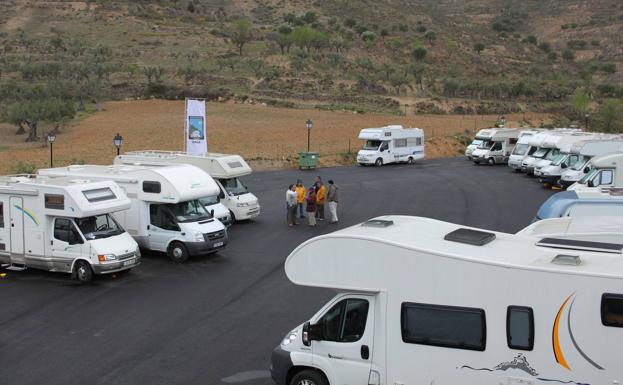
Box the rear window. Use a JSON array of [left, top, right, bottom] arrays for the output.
[[45, 194, 65, 210], [602, 293, 623, 327], [143, 181, 161, 194]]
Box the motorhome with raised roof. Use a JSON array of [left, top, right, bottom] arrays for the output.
[[471, 128, 520, 165], [115, 151, 259, 222], [521, 129, 582, 174], [465, 129, 493, 160], [567, 152, 623, 192], [38, 164, 227, 262], [0, 175, 139, 282], [271, 215, 623, 385], [507, 129, 542, 171], [559, 140, 623, 189], [533, 133, 596, 181], [356, 125, 424, 166]]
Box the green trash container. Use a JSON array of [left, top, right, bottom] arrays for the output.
[[299, 152, 319, 169]]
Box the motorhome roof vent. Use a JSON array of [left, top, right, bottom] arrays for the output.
[[551, 254, 582, 266], [444, 228, 496, 246], [362, 219, 394, 228], [537, 237, 623, 254]]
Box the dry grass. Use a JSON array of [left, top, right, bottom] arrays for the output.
[[0, 100, 551, 173]]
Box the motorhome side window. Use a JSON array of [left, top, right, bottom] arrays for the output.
[[45, 194, 65, 209], [143, 181, 161, 194], [506, 306, 534, 350], [401, 302, 486, 351], [600, 170, 614, 185], [54, 218, 82, 245], [395, 139, 407, 148], [601, 293, 623, 327], [317, 299, 369, 343], [416, 137, 422, 146]]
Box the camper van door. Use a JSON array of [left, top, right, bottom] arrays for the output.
[[311, 294, 375, 384], [51, 218, 84, 271], [9, 196, 25, 257], [148, 204, 179, 251]]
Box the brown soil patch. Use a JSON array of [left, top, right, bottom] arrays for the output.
[[0, 100, 551, 173]]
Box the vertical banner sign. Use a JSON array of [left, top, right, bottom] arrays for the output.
[[185, 98, 207, 155]]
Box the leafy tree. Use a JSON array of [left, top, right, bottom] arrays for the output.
[[361, 31, 375, 48], [562, 49, 575, 61], [538, 42, 551, 53], [389, 70, 408, 94], [446, 40, 458, 57], [409, 63, 426, 90], [344, 18, 356, 28], [143, 66, 165, 83], [570, 89, 590, 117], [526, 35, 537, 45], [416, 25, 426, 33], [380, 29, 389, 40], [302, 11, 318, 24], [283, 13, 296, 24], [473, 42, 485, 55], [268, 31, 293, 54], [230, 19, 253, 56], [292, 26, 316, 52], [424, 31, 436, 45], [597, 99, 623, 132], [412, 46, 427, 62]]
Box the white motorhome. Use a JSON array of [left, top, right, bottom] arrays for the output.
[[115, 151, 259, 222], [0, 175, 139, 282], [38, 164, 228, 262], [568, 152, 623, 192], [559, 139, 623, 189], [271, 215, 623, 385], [471, 128, 520, 165], [465, 129, 493, 160], [521, 129, 583, 174], [533, 133, 596, 180], [356, 125, 424, 166], [507, 129, 542, 171]]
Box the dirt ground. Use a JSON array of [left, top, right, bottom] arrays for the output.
[[0, 100, 551, 173]]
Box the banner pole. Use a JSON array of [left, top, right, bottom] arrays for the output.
[[184, 97, 188, 153]]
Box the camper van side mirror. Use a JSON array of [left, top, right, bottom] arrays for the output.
[[561, 162, 568, 169], [302, 321, 322, 346], [210, 209, 215, 218], [587, 179, 595, 188], [583, 166, 590, 173]]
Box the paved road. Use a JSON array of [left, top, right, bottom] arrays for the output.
[[0, 158, 553, 385]]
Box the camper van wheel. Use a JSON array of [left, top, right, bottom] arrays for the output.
[[290, 370, 328, 385], [374, 158, 383, 167], [407, 157, 414, 164], [74, 260, 93, 283], [229, 210, 237, 222], [487, 157, 495, 166], [168, 242, 189, 263]]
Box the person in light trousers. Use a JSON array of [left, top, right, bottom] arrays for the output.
[[327, 179, 339, 224], [286, 184, 298, 227]]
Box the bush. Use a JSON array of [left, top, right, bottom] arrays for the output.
[[11, 161, 37, 174], [591, 39, 600, 47], [526, 35, 537, 45], [416, 25, 427, 33], [344, 18, 357, 28], [567, 39, 587, 50], [562, 49, 575, 61], [547, 51, 558, 61], [600, 62, 617, 74], [538, 42, 551, 53]]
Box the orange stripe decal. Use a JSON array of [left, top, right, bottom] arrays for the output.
[[553, 294, 574, 370]]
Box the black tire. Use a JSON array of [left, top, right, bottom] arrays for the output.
[[167, 242, 189, 263], [74, 260, 93, 283], [407, 157, 414, 164], [290, 370, 328, 385], [487, 157, 495, 166], [374, 158, 383, 167], [229, 210, 237, 223]]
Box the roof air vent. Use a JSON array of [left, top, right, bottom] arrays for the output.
[[444, 228, 496, 246], [362, 219, 394, 228], [551, 254, 581, 266]]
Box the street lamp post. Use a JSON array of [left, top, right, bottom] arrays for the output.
[[585, 113, 590, 131], [306, 118, 312, 152], [113, 132, 123, 156], [47, 131, 56, 168]]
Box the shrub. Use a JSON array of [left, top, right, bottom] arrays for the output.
[[600, 62, 617, 74], [11, 161, 37, 174], [526, 35, 537, 45], [562, 49, 575, 61], [473, 42, 485, 55], [591, 39, 600, 47], [344, 18, 357, 28], [412, 46, 427, 61], [538, 42, 551, 52], [567, 39, 587, 50], [547, 51, 558, 61], [416, 25, 427, 33]]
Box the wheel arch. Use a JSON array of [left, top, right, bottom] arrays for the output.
[[70, 257, 93, 275], [287, 365, 330, 385]]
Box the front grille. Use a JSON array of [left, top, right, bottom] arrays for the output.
[[118, 252, 135, 261], [205, 231, 225, 241]]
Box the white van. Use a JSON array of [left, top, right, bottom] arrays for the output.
[[115, 151, 259, 222], [507, 129, 542, 171], [465, 129, 492, 160], [471, 128, 520, 165], [38, 164, 227, 262], [272, 215, 623, 385], [559, 139, 623, 189], [533, 133, 596, 180], [357, 125, 424, 166], [0, 175, 139, 282]]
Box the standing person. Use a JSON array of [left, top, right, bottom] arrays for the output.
[[327, 179, 339, 224], [295, 180, 306, 219], [286, 184, 298, 227], [306, 187, 317, 226], [313, 176, 322, 193], [315, 181, 326, 221]]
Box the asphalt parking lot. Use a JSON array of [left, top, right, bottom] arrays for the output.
[[0, 158, 554, 385]]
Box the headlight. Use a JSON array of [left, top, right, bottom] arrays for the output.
[[135, 246, 141, 257], [281, 330, 299, 346], [192, 231, 204, 242], [98, 254, 116, 262], [236, 202, 250, 207]]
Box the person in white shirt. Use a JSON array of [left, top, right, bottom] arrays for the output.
[[286, 184, 298, 227]]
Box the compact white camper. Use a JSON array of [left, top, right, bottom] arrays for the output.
[[568, 152, 623, 192], [559, 140, 623, 189], [356, 125, 424, 166], [272, 215, 623, 385], [533, 133, 597, 181], [471, 128, 520, 165], [465, 129, 493, 160], [507, 129, 542, 171], [0, 175, 139, 282], [38, 164, 228, 262], [115, 151, 260, 222]]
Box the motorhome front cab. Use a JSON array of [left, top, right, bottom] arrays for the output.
[[471, 128, 520, 165], [0, 176, 139, 282], [465, 129, 493, 160], [38, 164, 228, 262], [533, 133, 597, 181], [115, 151, 259, 222], [560, 141, 623, 189], [272, 215, 623, 385], [507, 130, 541, 171], [356, 125, 424, 167], [568, 151, 623, 192]]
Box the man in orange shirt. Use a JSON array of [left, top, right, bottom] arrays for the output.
[[316, 181, 326, 221], [295, 179, 306, 219]]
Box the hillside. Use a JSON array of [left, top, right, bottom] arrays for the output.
[[0, 0, 621, 129]]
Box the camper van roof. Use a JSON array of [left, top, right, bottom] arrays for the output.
[[115, 150, 252, 178], [518, 216, 623, 244], [285, 216, 623, 291], [591, 151, 623, 168], [358, 126, 423, 141], [570, 138, 623, 156]]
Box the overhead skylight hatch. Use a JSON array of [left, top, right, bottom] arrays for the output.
[[444, 228, 496, 246]]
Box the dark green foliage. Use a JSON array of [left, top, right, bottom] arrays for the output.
[[562, 49, 575, 61], [600, 62, 617, 74], [344, 18, 357, 28], [412, 46, 427, 62], [567, 40, 587, 50], [473, 42, 485, 55], [526, 35, 537, 45], [538, 42, 551, 53]]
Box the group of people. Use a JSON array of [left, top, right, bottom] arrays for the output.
[[286, 176, 339, 227]]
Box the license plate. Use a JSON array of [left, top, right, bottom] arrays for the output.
[[123, 258, 135, 267], [213, 242, 224, 248]]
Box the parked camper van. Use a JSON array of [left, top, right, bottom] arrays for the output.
[[115, 151, 259, 222], [533, 133, 596, 181], [521, 129, 582, 174], [0, 175, 139, 282], [559, 140, 623, 189], [471, 128, 520, 165], [38, 164, 228, 262], [534, 188, 623, 221], [507, 129, 541, 171], [465, 129, 492, 160], [567, 151, 623, 193], [272, 215, 623, 385], [356, 125, 424, 166]]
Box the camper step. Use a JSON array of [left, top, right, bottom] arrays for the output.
[[6, 264, 27, 271]]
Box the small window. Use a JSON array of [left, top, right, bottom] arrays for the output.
[[507, 306, 534, 350], [0, 202, 4, 228], [45, 194, 65, 210], [149, 204, 179, 231], [401, 302, 486, 351], [143, 181, 161, 194], [317, 298, 370, 343], [83, 187, 116, 203], [416, 137, 422, 146], [509, 138, 518, 145], [601, 170, 614, 185], [602, 293, 623, 327], [395, 138, 407, 148], [54, 218, 71, 242]]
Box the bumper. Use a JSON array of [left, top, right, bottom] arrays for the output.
[[185, 234, 228, 256], [538, 175, 559, 185], [93, 256, 141, 274], [558, 179, 576, 188], [508, 161, 522, 170], [217, 216, 233, 227], [270, 346, 293, 385], [234, 205, 261, 220], [357, 157, 374, 164]]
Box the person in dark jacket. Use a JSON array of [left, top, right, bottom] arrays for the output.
[[306, 187, 317, 226]]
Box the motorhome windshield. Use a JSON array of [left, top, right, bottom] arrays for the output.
[[363, 140, 382, 150], [471, 139, 483, 146], [166, 199, 211, 223], [512, 143, 530, 155], [220, 177, 249, 196], [544, 148, 560, 161], [571, 156, 589, 171], [578, 168, 598, 185], [550, 153, 568, 166], [477, 139, 493, 149], [532, 147, 549, 158], [199, 195, 220, 206], [75, 214, 124, 240]]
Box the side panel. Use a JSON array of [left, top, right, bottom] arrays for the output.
[[9, 196, 25, 258], [0, 197, 9, 262]]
